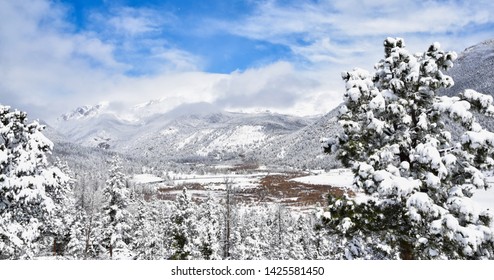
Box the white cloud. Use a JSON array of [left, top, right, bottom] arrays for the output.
[[0, 0, 340, 124], [88, 6, 201, 74], [107, 72, 226, 108], [331, 0, 493, 36], [290, 37, 375, 65], [108, 10, 160, 36], [0, 1, 205, 122], [215, 0, 494, 67], [211, 61, 340, 115], [0, 1, 125, 119], [1, 0, 493, 125], [214, 1, 334, 44], [90, 6, 175, 37], [99, 61, 338, 119], [151, 47, 203, 72]]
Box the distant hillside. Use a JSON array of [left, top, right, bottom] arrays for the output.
[[440, 39, 494, 134], [53, 102, 336, 169], [441, 39, 494, 97], [252, 107, 341, 170]]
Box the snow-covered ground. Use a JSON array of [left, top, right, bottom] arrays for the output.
[[131, 174, 163, 184], [170, 172, 271, 190], [132, 169, 494, 212], [290, 169, 354, 188], [473, 178, 494, 211], [132, 170, 278, 193]]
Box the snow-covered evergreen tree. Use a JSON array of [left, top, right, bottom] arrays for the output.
[[323, 38, 494, 259], [230, 206, 269, 260], [42, 159, 77, 257], [292, 214, 317, 259], [196, 196, 222, 260], [131, 200, 168, 260], [131, 201, 150, 259], [0, 105, 70, 259], [100, 156, 132, 259], [267, 204, 292, 259], [84, 211, 106, 259], [169, 187, 200, 259], [65, 206, 88, 259], [221, 180, 238, 259]]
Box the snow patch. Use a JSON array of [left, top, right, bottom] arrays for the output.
[[160, 127, 178, 136], [290, 169, 354, 188], [132, 174, 163, 184]]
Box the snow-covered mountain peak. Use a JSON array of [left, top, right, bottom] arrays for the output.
[[134, 98, 165, 110], [131, 98, 168, 119], [59, 102, 108, 122]]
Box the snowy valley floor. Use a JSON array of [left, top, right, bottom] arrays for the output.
[[131, 167, 494, 212], [131, 167, 353, 209]]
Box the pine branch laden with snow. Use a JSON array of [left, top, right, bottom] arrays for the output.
[[0, 105, 71, 259], [324, 38, 494, 259]]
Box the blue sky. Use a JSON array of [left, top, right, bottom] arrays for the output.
[[60, 0, 293, 74], [1, 0, 494, 123]]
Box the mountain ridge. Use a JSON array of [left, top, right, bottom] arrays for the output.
[[441, 39, 494, 97], [50, 39, 494, 170], [53, 101, 331, 168]]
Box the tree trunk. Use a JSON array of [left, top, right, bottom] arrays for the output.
[[53, 238, 57, 256], [84, 216, 93, 260], [109, 243, 113, 259], [399, 239, 414, 260]]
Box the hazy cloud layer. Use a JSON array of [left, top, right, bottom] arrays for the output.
[[212, 62, 333, 113]]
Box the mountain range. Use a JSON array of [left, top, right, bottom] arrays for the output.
[[48, 99, 337, 169], [47, 39, 494, 170]]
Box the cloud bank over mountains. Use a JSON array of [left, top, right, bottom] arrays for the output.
[[1, 0, 493, 123]]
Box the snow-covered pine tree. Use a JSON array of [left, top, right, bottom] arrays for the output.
[[292, 215, 316, 259], [100, 156, 132, 259], [310, 208, 333, 259], [64, 206, 88, 259], [267, 204, 292, 259], [323, 38, 494, 259], [160, 201, 176, 259], [221, 179, 237, 259], [230, 206, 269, 260], [131, 201, 152, 259], [196, 196, 222, 260], [170, 187, 200, 260], [131, 200, 168, 260], [83, 211, 105, 259], [0, 105, 70, 259], [42, 159, 77, 257]]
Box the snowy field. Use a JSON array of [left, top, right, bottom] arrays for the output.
[[473, 178, 494, 211], [131, 169, 494, 212], [171, 173, 269, 190], [131, 167, 344, 206], [132, 169, 275, 201], [290, 169, 354, 188], [131, 174, 163, 184]]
